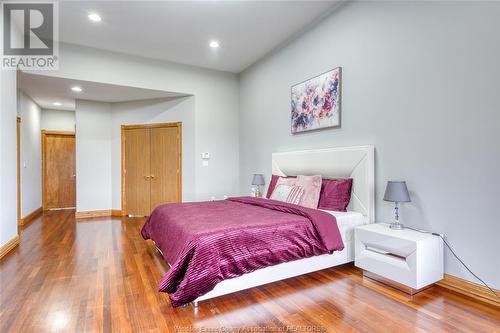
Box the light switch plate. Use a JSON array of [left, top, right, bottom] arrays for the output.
[[201, 152, 210, 159], [202, 160, 209, 166]]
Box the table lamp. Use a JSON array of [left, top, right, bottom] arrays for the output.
[[383, 181, 411, 230], [252, 174, 265, 198]]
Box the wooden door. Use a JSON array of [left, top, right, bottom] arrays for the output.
[[122, 123, 182, 216], [43, 131, 76, 210], [150, 126, 181, 210], [124, 128, 151, 216]]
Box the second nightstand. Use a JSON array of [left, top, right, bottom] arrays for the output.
[[355, 223, 443, 295]]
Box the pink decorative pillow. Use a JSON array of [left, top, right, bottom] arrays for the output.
[[266, 175, 296, 198], [286, 186, 304, 205], [295, 175, 322, 209], [318, 178, 353, 211]]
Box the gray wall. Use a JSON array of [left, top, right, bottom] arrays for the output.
[[0, 10, 21, 247], [0, 69, 18, 247], [239, 1, 500, 288], [75, 100, 113, 212]]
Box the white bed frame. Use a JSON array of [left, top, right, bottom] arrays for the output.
[[192, 145, 375, 306]]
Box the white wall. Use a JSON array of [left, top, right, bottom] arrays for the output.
[[29, 43, 240, 201], [0, 69, 18, 246], [111, 97, 196, 209], [239, 1, 500, 288], [75, 100, 112, 212], [41, 109, 75, 131], [17, 91, 42, 217]]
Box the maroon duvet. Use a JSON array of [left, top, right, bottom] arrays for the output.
[[141, 196, 344, 307]]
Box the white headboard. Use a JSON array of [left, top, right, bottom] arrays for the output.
[[271, 145, 375, 223]]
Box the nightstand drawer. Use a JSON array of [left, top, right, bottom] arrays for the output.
[[356, 233, 417, 287], [362, 235, 416, 258]]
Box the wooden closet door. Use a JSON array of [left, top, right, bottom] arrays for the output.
[[150, 126, 180, 211], [125, 128, 151, 216], [43, 133, 76, 210]]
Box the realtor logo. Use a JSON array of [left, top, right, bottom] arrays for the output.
[[1, 1, 58, 70]]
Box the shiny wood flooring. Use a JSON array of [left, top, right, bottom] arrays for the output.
[[0, 210, 498, 332]]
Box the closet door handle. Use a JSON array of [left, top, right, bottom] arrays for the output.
[[145, 175, 151, 180], [151, 175, 155, 179]]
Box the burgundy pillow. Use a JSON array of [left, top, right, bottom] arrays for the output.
[[266, 174, 296, 198], [318, 178, 353, 211]]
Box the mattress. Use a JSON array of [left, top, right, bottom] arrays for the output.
[[320, 210, 366, 243]]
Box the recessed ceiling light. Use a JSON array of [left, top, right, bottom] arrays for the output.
[[88, 13, 102, 22], [53, 102, 62, 106], [71, 86, 82, 92], [209, 40, 220, 48]]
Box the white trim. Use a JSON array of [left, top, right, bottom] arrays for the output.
[[193, 145, 375, 305]]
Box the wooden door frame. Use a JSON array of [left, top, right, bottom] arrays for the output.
[[17, 117, 21, 226], [41, 130, 76, 211], [121, 122, 182, 215]]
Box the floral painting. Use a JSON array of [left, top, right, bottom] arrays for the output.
[[291, 67, 341, 134]]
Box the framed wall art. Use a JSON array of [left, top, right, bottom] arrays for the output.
[[291, 67, 341, 134]]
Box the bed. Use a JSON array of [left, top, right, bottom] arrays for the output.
[[141, 145, 375, 307]]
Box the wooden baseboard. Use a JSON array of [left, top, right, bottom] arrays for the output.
[[75, 209, 123, 219], [0, 235, 20, 260], [437, 274, 500, 307], [75, 210, 112, 219], [20, 207, 43, 227], [111, 210, 124, 217]]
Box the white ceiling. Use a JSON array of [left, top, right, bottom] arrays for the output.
[[18, 72, 187, 111], [56, 1, 340, 73]]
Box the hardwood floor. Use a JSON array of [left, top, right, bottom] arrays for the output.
[[0, 210, 498, 332]]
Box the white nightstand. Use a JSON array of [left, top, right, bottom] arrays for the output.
[[355, 223, 443, 295]]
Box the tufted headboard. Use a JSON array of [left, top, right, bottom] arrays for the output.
[[271, 145, 375, 223]]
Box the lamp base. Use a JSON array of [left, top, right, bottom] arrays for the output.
[[389, 222, 404, 230]]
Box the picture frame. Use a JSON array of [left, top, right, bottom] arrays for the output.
[[291, 67, 342, 134]]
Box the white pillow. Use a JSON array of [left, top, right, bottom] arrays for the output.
[[270, 184, 292, 201], [270, 184, 305, 205]]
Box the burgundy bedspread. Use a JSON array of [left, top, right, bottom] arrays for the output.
[[141, 196, 343, 307]]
